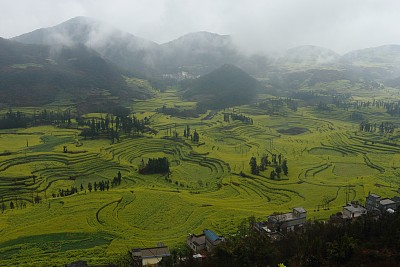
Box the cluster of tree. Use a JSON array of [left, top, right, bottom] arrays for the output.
[[359, 121, 397, 134], [290, 91, 336, 106], [316, 102, 331, 111], [33, 108, 72, 126], [53, 186, 78, 198], [202, 212, 400, 267], [223, 113, 253, 124], [158, 105, 199, 118], [86, 172, 122, 192], [0, 108, 29, 129], [1, 197, 28, 213], [183, 125, 200, 142], [79, 114, 149, 143], [258, 98, 299, 114], [183, 125, 191, 139], [351, 99, 400, 115], [249, 154, 288, 178], [139, 157, 170, 174], [331, 94, 352, 109], [87, 180, 111, 192], [0, 108, 75, 130]]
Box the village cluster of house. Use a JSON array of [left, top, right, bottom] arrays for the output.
[[333, 192, 400, 220], [65, 192, 400, 267], [126, 229, 224, 267], [127, 192, 400, 267], [252, 192, 400, 238]]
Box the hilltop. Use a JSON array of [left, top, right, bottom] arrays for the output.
[[183, 64, 265, 109]]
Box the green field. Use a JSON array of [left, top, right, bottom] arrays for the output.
[[0, 89, 400, 266]]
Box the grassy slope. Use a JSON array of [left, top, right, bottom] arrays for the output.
[[0, 88, 400, 266]]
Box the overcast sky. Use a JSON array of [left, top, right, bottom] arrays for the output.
[[1, 0, 400, 54]]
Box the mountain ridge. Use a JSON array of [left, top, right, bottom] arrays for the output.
[[0, 37, 131, 109], [11, 16, 400, 77]]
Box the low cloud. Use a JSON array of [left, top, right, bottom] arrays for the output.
[[2, 0, 400, 54]]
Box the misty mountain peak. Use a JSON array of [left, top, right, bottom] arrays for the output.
[[279, 45, 340, 66], [12, 16, 157, 49], [342, 44, 400, 65], [163, 31, 232, 49]]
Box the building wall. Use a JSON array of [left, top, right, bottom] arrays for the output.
[[281, 217, 306, 231]]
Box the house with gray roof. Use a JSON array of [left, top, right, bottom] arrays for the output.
[[366, 193, 399, 213], [187, 233, 206, 253], [187, 229, 224, 253], [132, 246, 170, 266], [342, 201, 367, 219], [267, 207, 307, 233]]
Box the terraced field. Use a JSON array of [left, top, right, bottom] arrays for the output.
[[0, 91, 399, 266]]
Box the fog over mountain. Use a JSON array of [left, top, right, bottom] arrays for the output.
[[2, 0, 400, 55], [9, 15, 400, 93]]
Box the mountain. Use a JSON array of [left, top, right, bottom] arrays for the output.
[[0, 37, 129, 108], [183, 64, 264, 109], [12, 17, 270, 77], [277, 45, 340, 68], [11, 17, 400, 90], [157, 32, 243, 75], [12, 16, 159, 75], [341, 45, 400, 66]]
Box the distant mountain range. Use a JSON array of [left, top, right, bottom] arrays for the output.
[[11, 17, 400, 76], [3, 16, 400, 108], [12, 17, 244, 76]]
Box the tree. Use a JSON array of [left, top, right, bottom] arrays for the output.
[[186, 125, 190, 139], [327, 235, 356, 264], [249, 157, 259, 175], [282, 159, 288, 175], [275, 166, 282, 178], [193, 130, 199, 142], [270, 170, 276, 179], [260, 156, 267, 171], [117, 171, 122, 184]]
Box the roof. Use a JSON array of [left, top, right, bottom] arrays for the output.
[[204, 229, 221, 243], [343, 204, 366, 213], [132, 246, 170, 259], [369, 193, 381, 199], [293, 207, 306, 213], [188, 233, 206, 246], [380, 198, 395, 206]]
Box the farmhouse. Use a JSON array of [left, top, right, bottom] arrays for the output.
[[187, 233, 206, 253], [342, 201, 367, 219], [187, 229, 224, 253], [131, 246, 171, 267], [366, 193, 400, 213], [204, 229, 225, 251], [266, 207, 307, 232]]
